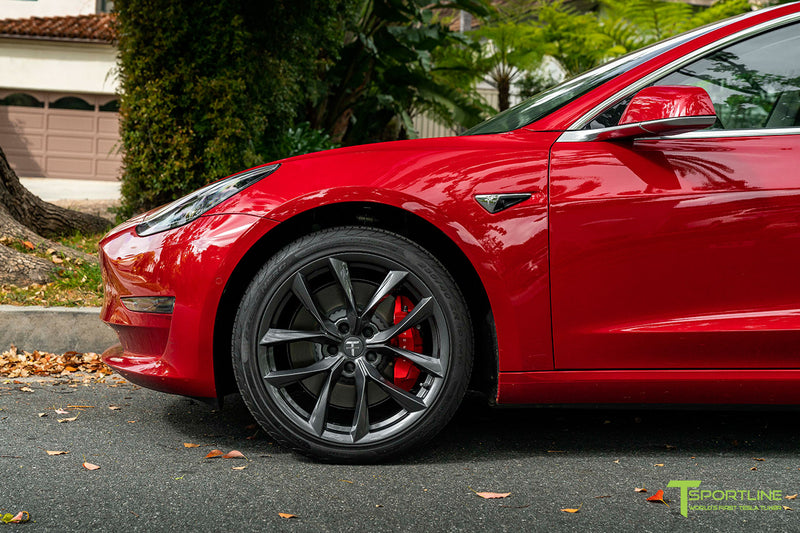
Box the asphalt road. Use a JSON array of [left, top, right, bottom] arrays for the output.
[[1, 376, 798, 532]]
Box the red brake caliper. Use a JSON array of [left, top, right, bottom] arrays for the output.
[[391, 296, 422, 391]]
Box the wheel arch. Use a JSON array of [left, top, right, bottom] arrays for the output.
[[212, 202, 497, 400]]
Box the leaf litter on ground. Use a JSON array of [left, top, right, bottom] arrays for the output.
[[1, 346, 111, 379]]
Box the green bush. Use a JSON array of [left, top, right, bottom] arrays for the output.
[[115, 0, 352, 218], [271, 122, 340, 159]]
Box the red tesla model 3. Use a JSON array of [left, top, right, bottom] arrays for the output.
[[100, 3, 800, 461]]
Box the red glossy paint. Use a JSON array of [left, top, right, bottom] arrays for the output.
[[618, 86, 716, 124], [549, 134, 800, 370], [100, 2, 800, 411], [101, 214, 279, 397]]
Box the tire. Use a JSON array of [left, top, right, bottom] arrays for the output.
[[232, 227, 473, 462]]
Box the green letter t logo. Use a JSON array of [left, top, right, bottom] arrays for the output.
[[667, 480, 702, 517]]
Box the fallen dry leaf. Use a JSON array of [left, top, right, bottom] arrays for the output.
[[222, 450, 245, 459], [750, 467, 757, 471], [753, 457, 765, 462], [37, 413, 46, 417], [52, 256, 64, 265], [45, 450, 68, 456], [1, 511, 30, 524], [22, 241, 34, 250], [232, 466, 246, 471], [634, 487, 648, 493], [0, 347, 112, 379], [654, 463, 665, 467], [475, 492, 511, 499], [57, 416, 78, 423], [278, 513, 297, 519], [783, 506, 793, 511], [340, 479, 354, 484], [82, 462, 100, 470], [55, 408, 69, 415], [108, 405, 122, 410], [646, 489, 668, 506], [205, 449, 224, 459], [561, 504, 582, 513], [19, 386, 34, 393], [786, 494, 797, 500], [183, 443, 200, 448]]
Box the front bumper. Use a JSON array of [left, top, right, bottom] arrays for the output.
[[100, 213, 278, 398]]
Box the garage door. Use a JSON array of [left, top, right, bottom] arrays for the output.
[[0, 91, 122, 181]]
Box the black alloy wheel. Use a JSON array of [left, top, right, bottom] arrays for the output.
[[232, 227, 473, 462]]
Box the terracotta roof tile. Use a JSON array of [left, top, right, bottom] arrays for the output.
[[0, 13, 117, 43]]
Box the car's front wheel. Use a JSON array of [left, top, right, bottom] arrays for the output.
[[232, 227, 473, 462]]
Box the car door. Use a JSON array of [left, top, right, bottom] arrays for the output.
[[549, 20, 800, 370]]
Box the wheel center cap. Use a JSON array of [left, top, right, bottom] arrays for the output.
[[342, 336, 366, 358]]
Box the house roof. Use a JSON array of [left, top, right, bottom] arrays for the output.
[[0, 13, 116, 44]]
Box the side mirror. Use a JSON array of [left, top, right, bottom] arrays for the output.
[[593, 86, 717, 141]]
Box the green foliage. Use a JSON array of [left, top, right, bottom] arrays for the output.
[[116, 0, 352, 217], [599, 0, 752, 54], [536, 3, 619, 77], [271, 123, 339, 159], [470, 21, 544, 109], [305, 0, 494, 144]]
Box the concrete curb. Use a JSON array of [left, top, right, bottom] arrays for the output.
[[0, 305, 118, 354]]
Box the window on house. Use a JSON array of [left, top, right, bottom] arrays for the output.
[[51, 97, 94, 111], [97, 0, 114, 13], [99, 100, 120, 112], [0, 93, 44, 108]]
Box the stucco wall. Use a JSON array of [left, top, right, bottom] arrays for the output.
[[0, 38, 118, 94], [0, 0, 96, 19]]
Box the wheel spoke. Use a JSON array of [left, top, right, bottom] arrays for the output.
[[292, 273, 338, 337], [371, 343, 444, 378], [360, 270, 409, 321], [370, 296, 434, 344], [350, 360, 370, 443], [361, 359, 427, 412], [260, 328, 334, 346], [328, 258, 359, 327], [307, 357, 344, 436], [263, 355, 344, 388]]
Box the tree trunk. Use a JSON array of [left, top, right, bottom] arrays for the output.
[[497, 77, 511, 112], [0, 243, 53, 286], [0, 145, 112, 287], [0, 146, 111, 237]]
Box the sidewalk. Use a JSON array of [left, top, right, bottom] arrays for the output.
[[0, 305, 116, 354], [20, 177, 121, 201]]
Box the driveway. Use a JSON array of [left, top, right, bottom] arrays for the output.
[[1, 376, 797, 531]]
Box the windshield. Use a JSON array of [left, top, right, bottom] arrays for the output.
[[462, 17, 739, 136]]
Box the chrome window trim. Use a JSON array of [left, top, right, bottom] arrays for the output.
[[646, 127, 800, 140], [567, 10, 800, 132], [558, 126, 800, 143]]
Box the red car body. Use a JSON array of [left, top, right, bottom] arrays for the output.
[[101, 3, 800, 458]]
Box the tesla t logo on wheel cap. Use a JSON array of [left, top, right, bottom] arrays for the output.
[[344, 338, 365, 357]]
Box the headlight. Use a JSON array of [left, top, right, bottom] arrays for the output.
[[135, 163, 280, 236]]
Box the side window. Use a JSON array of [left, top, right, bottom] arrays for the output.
[[589, 22, 800, 130]]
